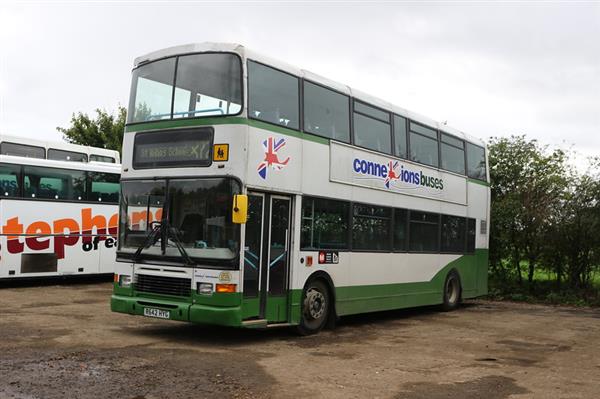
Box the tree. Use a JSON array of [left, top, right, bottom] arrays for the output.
[[57, 106, 126, 154], [488, 135, 570, 287]]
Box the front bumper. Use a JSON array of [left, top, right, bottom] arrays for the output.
[[111, 294, 243, 327]]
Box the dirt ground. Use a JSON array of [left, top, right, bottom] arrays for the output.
[[1, 281, 599, 399]]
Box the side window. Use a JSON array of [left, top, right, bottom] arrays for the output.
[[0, 142, 45, 159], [467, 218, 476, 253], [393, 115, 407, 159], [90, 154, 116, 163], [301, 197, 349, 250], [0, 163, 21, 197], [303, 81, 350, 142], [90, 172, 120, 203], [47, 149, 88, 162], [24, 166, 86, 200], [409, 122, 439, 168], [352, 204, 391, 251], [353, 101, 391, 154], [409, 211, 439, 252], [466, 143, 487, 181], [441, 215, 467, 253], [441, 134, 466, 175], [393, 208, 408, 251], [248, 61, 299, 129]]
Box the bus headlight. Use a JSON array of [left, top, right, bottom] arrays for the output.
[[197, 282, 213, 295], [119, 275, 132, 287]]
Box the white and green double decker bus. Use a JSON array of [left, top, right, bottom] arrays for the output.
[[111, 42, 489, 334]]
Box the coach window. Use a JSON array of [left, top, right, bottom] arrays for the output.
[[353, 101, 391, 154], [0, 163, 21, 197], [409, 211, 440, 252], [48, 149, 88, 163], [393, 208, 408, 251], [90, 154, 116, 163], [409, 122, 438, 168], [301, 197, 350, 250], [466, 218, 476, 253], [0, 142, 45, 159], [393, 115, 408, 159], [303, 81, 350, 142], [24, 166, 86, 201], [248, 61, 299, 130], [466, 143, 487, 181], [441, 215, 467, 253], [441, 134, 466, 175], [90, 172, 120, 203], [352, 204, 391, 251]]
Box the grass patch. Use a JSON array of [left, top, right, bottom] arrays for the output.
[[486, 275, 600, 307]]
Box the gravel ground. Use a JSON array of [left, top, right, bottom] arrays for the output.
[[1, 281, 599, 398]]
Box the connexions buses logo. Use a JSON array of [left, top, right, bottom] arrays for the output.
[[352, 158, 444, 190]]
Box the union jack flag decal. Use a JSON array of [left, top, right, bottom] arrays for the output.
[[384, 160, 400, 188], [257, 137, 290, 179]]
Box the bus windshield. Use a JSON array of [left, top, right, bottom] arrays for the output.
[[127, 53, 243, 123], [119, 177, 240, 263]]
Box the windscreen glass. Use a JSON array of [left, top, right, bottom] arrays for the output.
[[119, 177, 240, 263], [128, 53, 242, 123]]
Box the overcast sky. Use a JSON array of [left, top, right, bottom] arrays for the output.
[[1, 1, 598, 166]]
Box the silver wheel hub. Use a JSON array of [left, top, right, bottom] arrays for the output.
[[305, 288, 326, 320]]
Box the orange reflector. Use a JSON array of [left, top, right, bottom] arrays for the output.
[[113, 274, 119, 283], [215, 283, 237, 293], [306, 256, 313, 266]]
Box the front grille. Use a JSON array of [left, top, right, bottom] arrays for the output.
[[134, 274, 191, 297]]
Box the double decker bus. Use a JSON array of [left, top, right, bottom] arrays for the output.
[[0, 135, 121, 279], [112, 43, 489, 334]]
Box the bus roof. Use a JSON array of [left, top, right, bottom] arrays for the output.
[[133, 42, 486, 148], [0, 154, 121, 173], [0, 134, 121, 163]]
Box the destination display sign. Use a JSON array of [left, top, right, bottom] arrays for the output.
[[133, 128, 213, 169]]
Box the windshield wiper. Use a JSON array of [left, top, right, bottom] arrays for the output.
[[133, 222, 162, 262], [166, 226, 195, 266]]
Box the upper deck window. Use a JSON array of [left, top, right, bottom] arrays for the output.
[[248, 61, 299, 130], [466, 143, 487, 181], [128, 53, 242, 123], [47, 149, 88, 162], [303, 81, 350, 142], [0, 142, 45, 159], [409, 122, 438, 168], [90, 154, 116, 163], [353, 101, 391, 154]]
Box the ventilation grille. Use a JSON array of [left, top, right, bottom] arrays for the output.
[[134, 274, 191, 297], [480, 219, 488, 235]]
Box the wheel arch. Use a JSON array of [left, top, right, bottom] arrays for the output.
[[303, 270, 338, 324]]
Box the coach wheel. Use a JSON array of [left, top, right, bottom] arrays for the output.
[[297, 279, 330, 335], [442, 270, 461, 311]]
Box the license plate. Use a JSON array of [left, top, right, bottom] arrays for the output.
[[143, 307, 170, 319]]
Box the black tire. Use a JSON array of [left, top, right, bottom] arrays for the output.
[[296, 279, 330, 335], [441, 270, 462, 311]]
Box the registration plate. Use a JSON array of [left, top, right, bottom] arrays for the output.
[[143, 307, 170, 319]]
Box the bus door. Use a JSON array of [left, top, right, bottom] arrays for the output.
[[243, 192, 292, 323]]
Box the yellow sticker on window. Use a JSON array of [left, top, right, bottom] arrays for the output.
[[213, 144, 229, 162]]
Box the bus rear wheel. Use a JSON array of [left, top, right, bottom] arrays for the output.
[[441, 270, 461, 311], [297, 280, 330, 335]]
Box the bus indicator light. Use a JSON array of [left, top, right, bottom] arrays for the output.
[[216, 284, 236, 293]]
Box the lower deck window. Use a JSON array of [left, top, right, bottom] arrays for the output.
[[409, 211, 440, 252], [301, 197, 349, 250], [352, 204, 391, 251]]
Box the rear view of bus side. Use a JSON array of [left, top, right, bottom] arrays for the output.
[[112, 43, 490, 334], [0, 136, 121, 279]]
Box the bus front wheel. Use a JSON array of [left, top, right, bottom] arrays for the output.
[[297, 279, 330, 335], [441, 270, 462, 311]]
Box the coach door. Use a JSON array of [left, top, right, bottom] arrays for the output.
[[243, 192, 291, 323]]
